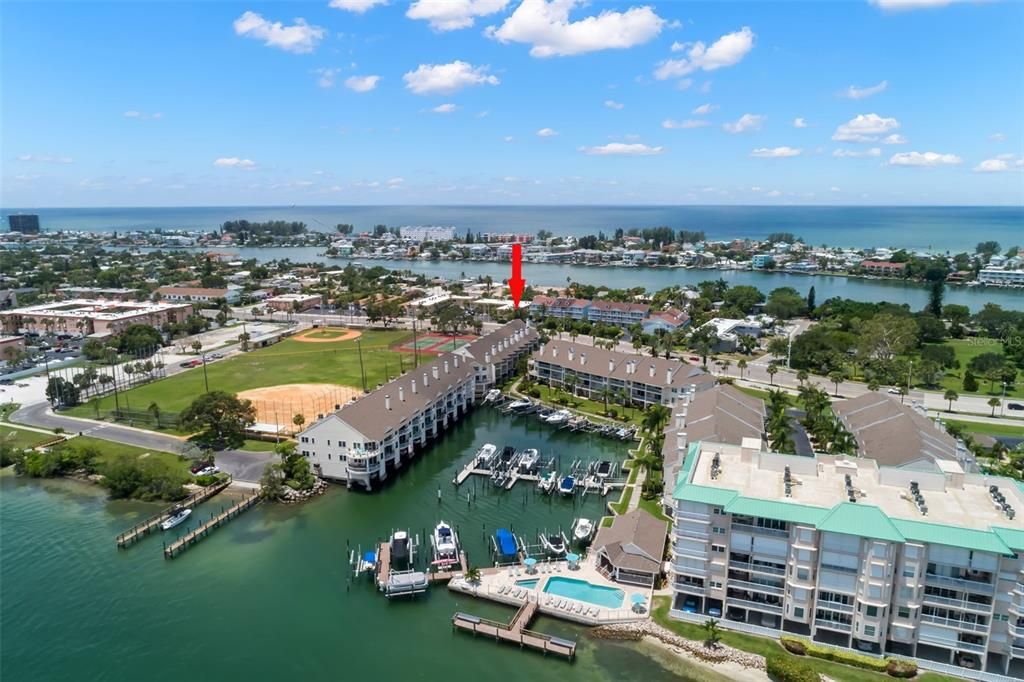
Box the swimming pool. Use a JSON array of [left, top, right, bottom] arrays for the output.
[[515, 579, 539, 588], [543, 577, 624, 608]]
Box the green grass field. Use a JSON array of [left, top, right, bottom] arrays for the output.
[[945, 419, 1024, 439], [929, 338, 1023, 399], [531, 384, 644, 427], [301, 328, 352, 340], [67, 330, 412, 420], [61, 435, 188, 476], [1, 425, 52, 449]]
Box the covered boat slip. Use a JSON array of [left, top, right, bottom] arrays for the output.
[[494, 528, 519, 558], [385, 570, 429, 597]]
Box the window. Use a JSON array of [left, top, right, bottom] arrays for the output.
[[899, 586, 913, 600], [712, 507, 723, 515], [710, 580, 722, 589], [713, 527, 726, 535], [793, 607, 805, 618], [327, 440, 331, 446], [797, 568, 810, 580], [712, 544, 726, 553], [327, 454, 331, 460], [871, 564, 884, 578], [865, 605, 879, 617], [902, 567, 915, 578], [797, 549, 811, 562], [864, 625, 876, 637], [898, 607, 910, 619]]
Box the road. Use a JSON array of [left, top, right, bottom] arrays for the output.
[[10, 401, 275, 482]]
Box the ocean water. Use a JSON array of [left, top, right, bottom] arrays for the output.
[[0, 408, 721, 682], [3, 205, 1023, 252]]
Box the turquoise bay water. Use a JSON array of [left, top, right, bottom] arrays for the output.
[[544, 577, 626, 609], [0, 408, 716, 682]]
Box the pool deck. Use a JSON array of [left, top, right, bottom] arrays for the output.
[[448, 556, 650, 626]]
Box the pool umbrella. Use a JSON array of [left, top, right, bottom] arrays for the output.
[[524, 557, 538, 574], [565, 552, 580, 569], [631, 593, 647, 612]]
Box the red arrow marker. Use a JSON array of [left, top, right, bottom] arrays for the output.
[[508, 243, 525, 310]]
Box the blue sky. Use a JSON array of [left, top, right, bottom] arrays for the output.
[[2, 0, 1023, 207]]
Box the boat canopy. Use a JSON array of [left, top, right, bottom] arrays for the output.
[[362, 551, 377, 563], [495, 528, 517, 556]]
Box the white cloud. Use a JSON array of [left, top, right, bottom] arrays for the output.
[[403, 61, 499, 95], [16, 154, 74, 163], [503, 135, 515, 142], [989, 132, 1006, 142], [888, 151, 962, 167], [830, 186, 841, 192], [604, 99, 625, 110], [654, 27, 755, 80], [662, 119, 710, 129], [692, 103, 716, 115], [670, 40, 685, 52], [233, 11, 325, 54], [766, 189, 782, 197], [344, 75, 381, 92], [314, 68, 341, 89], [750, 186, 762, 192], [793, 117, 807, 128], [329, 0, 388, 13], [833, 147, 882, 158], [882, 133, 907, 145], [579, 143, 664, 156], [123, 110, 163, 120], [213, 157, 257, 169], [536, 127, 559, 137], [974, 156, 1023, 173], [751, 146, 801, 158], [832, 113, 900, 142], [387, 177, 405, 186], [723, 113, 764, 134], [408, 0, 509, 31], [841, 80, 888, 100], [487, 0, 665, 58], [432, 103, 459, 113], [869, 0, 966, 10]]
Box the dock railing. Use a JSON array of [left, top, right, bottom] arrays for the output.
[[115, 475, 233, 548]]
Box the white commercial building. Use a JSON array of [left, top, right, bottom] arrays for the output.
[[978, 268, 1024, 287], [400, 225, 456, 242], [670, 438, 1024, 678]]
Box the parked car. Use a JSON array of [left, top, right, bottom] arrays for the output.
[[210, 353, 224, 359], [197, 465, 220, 476], [887, 387, 901, 394], [1009, 402, 1023, 411], [190, 461, 214, 474], [0, 379, 13, 386], [179, 361, 194, 368]]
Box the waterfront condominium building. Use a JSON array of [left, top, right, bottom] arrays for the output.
[[296, 321, 538, 490], [586, 300, 650, 327], [0, 299, 192, 339], [530, 339, 715, 408], [670, 438, 1024, 678], [7, 214, 40, 234]]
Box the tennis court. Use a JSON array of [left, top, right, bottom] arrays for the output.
[[394, 334, 475, 354]]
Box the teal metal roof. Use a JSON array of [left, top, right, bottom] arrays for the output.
[[891, 519, 1014, 556], [671, 441, 703, 500], [724, 497, 829, 526], [676, 485, 737, 506], [817, 503, 904, 543], [993, 527, 1024, 553]]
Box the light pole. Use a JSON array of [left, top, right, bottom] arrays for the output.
[[201, 353, 210, 393], [356, 338, 367, 393], [1001, 382, 1007, 417]]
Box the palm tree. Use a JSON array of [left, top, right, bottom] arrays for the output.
[[703, 619, 721, 649], [766, 362, 779, 386], [988, 397, 1001, 417], [828, 370, 845, 397], [898, 386, 908, 404], [719, 359, 732, 377], [796, 369, 809, 386], [148, 401, 161, 428], [293, 413, 306, 430], [944, 389, 958, 412], [737, 358, 748, 380], [643, 404, 670, 436], [617, 388, 632, 420], [598, 385, 614, 415], [465, 566, 482, 585]]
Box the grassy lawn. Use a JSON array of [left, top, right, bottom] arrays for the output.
[[638, 495, 670, 522], [65, 435, 188, 475], [733, 384, 774, 401], [651, 597, 959, 682], [945, 419, 1024, 438], [927, 338, 1022, 399], [530, 384, 644, 427], [610, 485, 633, 514], [66, 329, 412, 418], [0, 425, 52, 449], [240, 439, 284, 452]]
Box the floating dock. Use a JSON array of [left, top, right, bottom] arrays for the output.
[[116, 477, 233, 548], [163, 490, 261, 559], [451, 601, 576, 661]]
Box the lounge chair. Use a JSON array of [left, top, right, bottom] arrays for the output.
[[575, 603, 584, 614]]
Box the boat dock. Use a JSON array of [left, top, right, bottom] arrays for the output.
[[115, 477, 233, 548], [451, 600, 576, 661], [163, 490, 262, 559]]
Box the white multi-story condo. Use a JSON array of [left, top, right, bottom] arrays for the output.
[[670, 438, 1024, 678], [296, 321, 537, 490], [978, 268, 1024, 286], [530, 339, 714, 408]]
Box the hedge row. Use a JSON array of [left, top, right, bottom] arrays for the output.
[[766, 655, 820, 682], [779, 636, 918, 678]]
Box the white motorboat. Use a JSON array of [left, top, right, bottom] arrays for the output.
[[432, 521, 458, 559], [545, 409, 572, 425], [558, 475, 576, 496], [506, 398, 533, 411], [484, 389, 502, 403], [518, 448, 539, 472], [540, 532, 567, 556], [475, 443, 498, 467], [572, 517, 595, 543], [160, 505, 192, 531], [537, 470, 557, 494]]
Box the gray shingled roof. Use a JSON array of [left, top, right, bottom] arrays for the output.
[[833, 393, 958, 468], [592, 509, 668, 574], [534, 339, 714, 390]]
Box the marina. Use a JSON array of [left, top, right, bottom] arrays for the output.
[[115, 476, 233, 548], [163, 489, 262, 559]]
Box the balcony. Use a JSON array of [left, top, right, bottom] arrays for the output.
[[922, 593, 993, 614], [729, 560, 786, 577], [728, 597, 784, 615], [924, 573, 994, 595], [675, 510, 711, 523], [728, 578, 785, 597], [1011, 644, 1024, 659], [676, 527, 711, 541], [673, 581, 707, 597], [820, 563, 859, 575], [917, 633, 986, 654], [816, 600, 855, 614], [673, 544, 709, 560], [731, 522, 789, 538], [920, 613, 989, 633], [814, 618, 852, 633], [673, 563, 707, 578]]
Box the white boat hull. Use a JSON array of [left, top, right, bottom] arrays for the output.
[[160, 508, 192, 531]]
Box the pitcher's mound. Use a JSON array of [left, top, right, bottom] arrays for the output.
[[293, 327, 362, 343], [238, 383, 361, 430]]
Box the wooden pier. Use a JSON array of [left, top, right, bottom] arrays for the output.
[[451, 600, 576, 661], [115, 477, 233, 548], [375, 541, 392, 586], [163, 491, 261, 559]]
